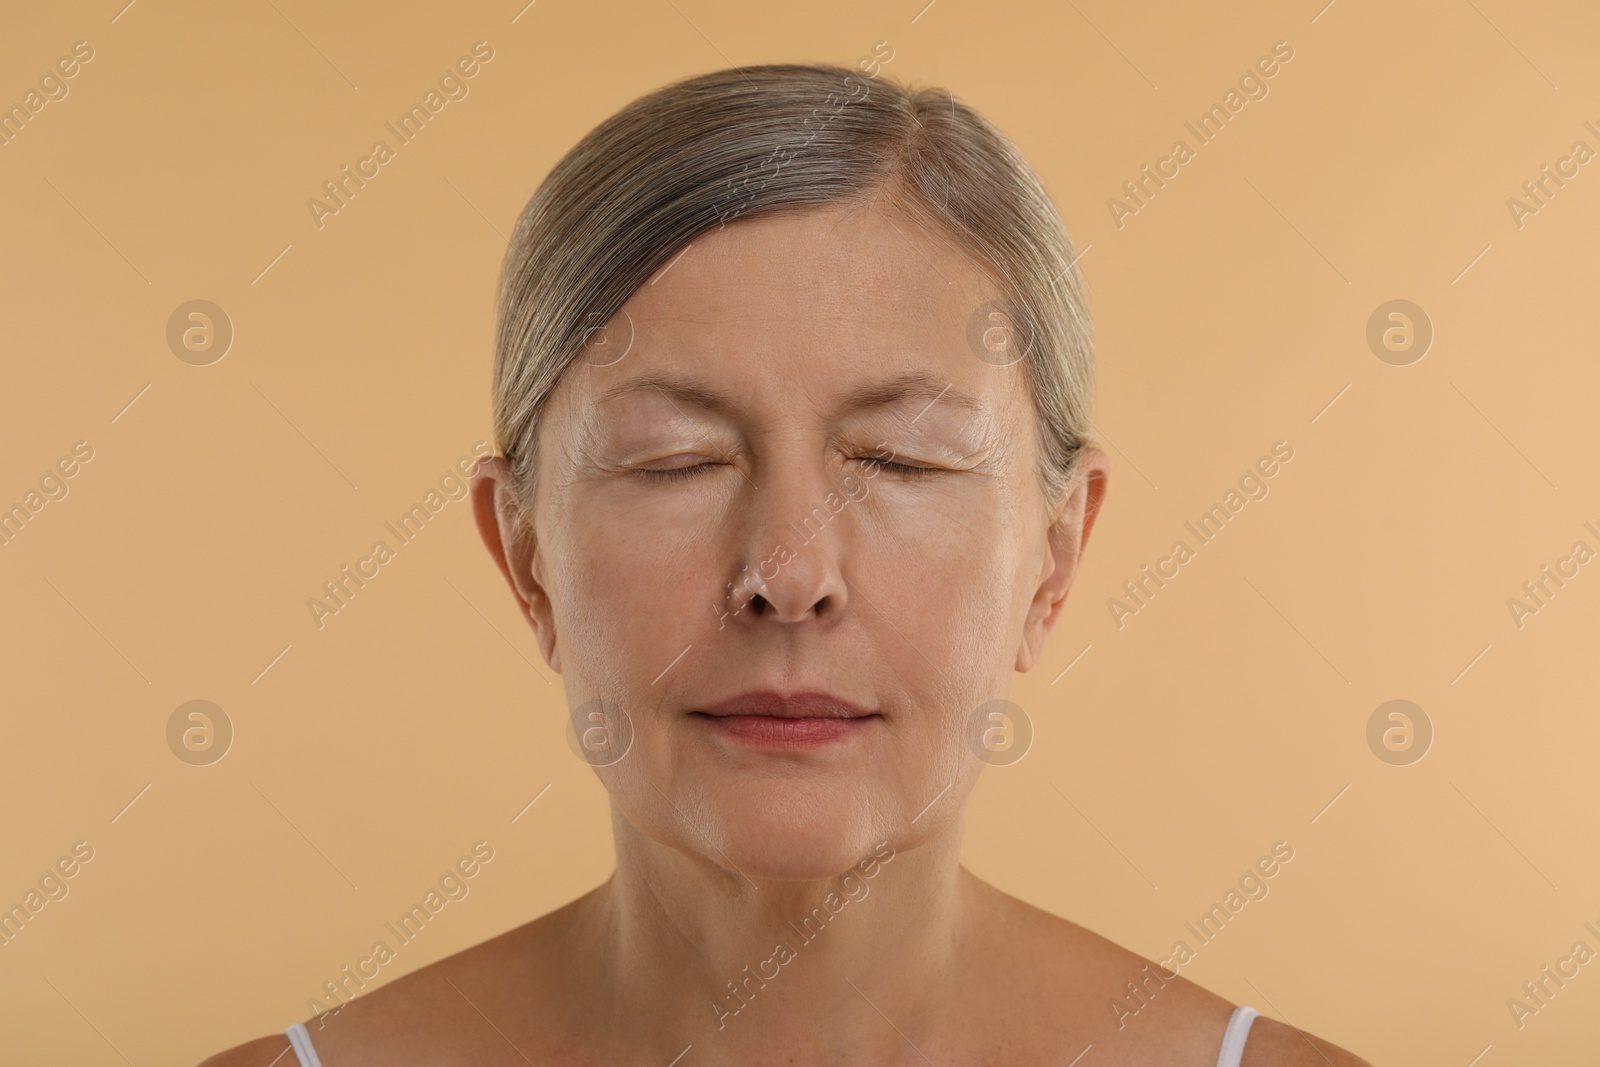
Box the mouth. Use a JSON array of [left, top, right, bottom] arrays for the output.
[[690, 690, 881, 747]]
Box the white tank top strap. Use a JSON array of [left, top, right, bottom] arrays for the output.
[[284, 1022, 324, 1067], [279, 1006, 1252, 1065], [1216, 1004, 1259, 1067]]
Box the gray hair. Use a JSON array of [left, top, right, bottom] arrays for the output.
[[491, 62, 1095, 536]]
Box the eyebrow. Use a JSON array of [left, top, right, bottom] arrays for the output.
[[594, 369, 987, 423]]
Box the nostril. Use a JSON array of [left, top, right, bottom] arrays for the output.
[[749, 592, 769, 614]]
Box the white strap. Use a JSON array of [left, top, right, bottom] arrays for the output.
[[283, 1004, 1248, 1064], [285, 1022, 324, 1067], [1215, 1005, 1258, 1067]]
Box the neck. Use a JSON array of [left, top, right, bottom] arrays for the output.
[[578, 804, 973, 1064]]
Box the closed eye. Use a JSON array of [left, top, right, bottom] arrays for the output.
[[634, 457, 940, 481], [634, 462, 718, 482], [858, 456, 938, 478]]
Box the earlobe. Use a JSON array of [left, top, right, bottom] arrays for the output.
[[470, 456, 561, 672], [1014, 548, 1060, 673], [1013, 450, 1110, 674]]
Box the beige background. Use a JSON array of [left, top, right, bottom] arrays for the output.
[[2, 0, 1597, 1063]]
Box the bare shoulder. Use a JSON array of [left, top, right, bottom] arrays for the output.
[[957, 869, 1370, 1065], [196, 1034, 294, 1067], [1242, 1016, 1375, 1067], [195, 889, 599, 1067], [960, 871, 1232, 1013]]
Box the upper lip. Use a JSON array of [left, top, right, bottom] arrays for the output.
[[695, 691, 877, 719]]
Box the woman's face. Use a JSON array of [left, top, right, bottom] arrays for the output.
[[481, 198, 1105, 881]]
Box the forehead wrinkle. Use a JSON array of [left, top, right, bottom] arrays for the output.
[[636, 285, 952, 329], [644, 231, 977, 320], [591, 368, 997, 434], [592, 373, 739, 419]]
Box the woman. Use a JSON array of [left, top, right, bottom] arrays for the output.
[[205, 63, 1371, 1066]]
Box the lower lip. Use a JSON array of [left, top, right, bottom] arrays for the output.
[[696, 714, 877, 746]]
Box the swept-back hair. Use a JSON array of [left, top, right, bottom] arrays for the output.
[[492, 62, 1095, 534]]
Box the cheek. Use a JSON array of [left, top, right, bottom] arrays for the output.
[[549, 499, 719, 663], [548, 475, 1030, 704], [855, 490, 1025, 649]]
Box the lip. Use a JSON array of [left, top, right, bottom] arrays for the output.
[[692, 690, 880, 747]]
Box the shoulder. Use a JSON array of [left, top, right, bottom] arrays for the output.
[[195, 1034, 294, 1067], [960, 871, 1230, 1012], [1242, 1016, 1376, 1067], [195, 889, 599, 1067], [297, 908, 577, 1066], [957, 870, 1372, 1066]]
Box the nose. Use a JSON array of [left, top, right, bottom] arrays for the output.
[[720, 456, 851, 627]]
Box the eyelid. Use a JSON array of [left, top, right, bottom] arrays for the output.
[[857, 455, 938, 478], [629, 450, 728, 481], [634, 463, 714, 482]]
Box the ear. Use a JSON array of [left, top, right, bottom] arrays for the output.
[[470, 455, 562, 673], [1015, 447, 1109, 673]]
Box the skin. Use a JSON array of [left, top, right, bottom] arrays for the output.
[[201, 194, 1372, 1067]]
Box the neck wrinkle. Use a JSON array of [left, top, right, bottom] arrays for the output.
[[585, 800, 971, 1061]]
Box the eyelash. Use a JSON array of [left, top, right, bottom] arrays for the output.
[[635, 464, 713, 482], [858, 456, 937, 478], [634, 457, 938, 481]]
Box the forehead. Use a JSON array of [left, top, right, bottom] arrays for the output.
[[633, 200, 998, 343], [552, 199, 1026, 428], [643, 199, 994, 316]]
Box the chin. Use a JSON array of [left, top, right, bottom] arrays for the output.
[[696, 779, 889, 882]]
